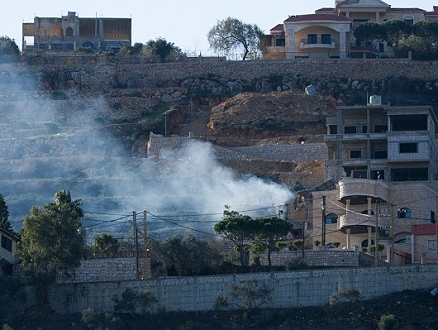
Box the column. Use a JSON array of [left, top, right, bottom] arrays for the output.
[[367, 197, 372, 216], [339, 31, 347, 59], [346, 228, 351, 250], [375, 12, 380, 23], [367, 226, 372, 247]]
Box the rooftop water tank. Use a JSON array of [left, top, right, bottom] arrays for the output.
[[368, 95, 382, 106]]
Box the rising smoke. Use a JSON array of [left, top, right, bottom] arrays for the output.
[[0, 64, 293, 240]]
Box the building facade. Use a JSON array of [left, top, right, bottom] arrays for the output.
[[0, 228, 18, 275], [22, 11, 131, 53], [291, 97, 438, 265], [265, 0, 438, 59]]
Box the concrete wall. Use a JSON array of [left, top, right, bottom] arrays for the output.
[[47, 264, 438, 314]]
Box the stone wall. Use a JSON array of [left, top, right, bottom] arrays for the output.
[[261, 250, 359, 267], [148, 133, 328, 162], [47, 264, 438, 314]]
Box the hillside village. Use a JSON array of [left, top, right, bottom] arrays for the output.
[[1, 0, 438, 329]]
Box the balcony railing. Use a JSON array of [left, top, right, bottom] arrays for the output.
[[339, 178, 389, 201], [339, 213, 376, 231], [300, 39, 335, 49]]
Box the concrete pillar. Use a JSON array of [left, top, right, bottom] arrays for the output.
[[367, 197, 372, 215], [375, 12, 380, 23], [339, 31, 347, 59], [367, 226, 372, 246], [286, 31, 295, 59], [346, 228, 351, 249]]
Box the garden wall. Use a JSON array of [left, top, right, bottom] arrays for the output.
[[47, 263, 438, 314]]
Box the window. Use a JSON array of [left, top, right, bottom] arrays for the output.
[[404, 19, 414, 26], [65, 43, 74, 50], [399, 143, 418, 153], [431, 211, 436, 224], [65, 26, 74, 37], [307, 34, 317, 44], [379, 43, 384, 53], [374, 150, 387, 159], [374, 124, 387, 133], [350, 150, 361, 159], [38, 43, 46, 49], [344, 126, 357, 134], [275, 38, 285, 46], [1, 235, 12, 252], [329, 125, 337, 134], [428, 240, 436, 250], [362, 126, 368, 133], [321, 34, 331, 44], [353, 19, 368, 27], [325, 213, 338, 224], [398, 207, 412, 219], [50, 44, 63, 50]]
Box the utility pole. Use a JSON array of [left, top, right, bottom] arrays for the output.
[[133, 211, 139, 280], [321, 196, 326, 246], [142, 210, 148, 279]]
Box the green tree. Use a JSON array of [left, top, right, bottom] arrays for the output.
[[94, 233, 119, 258], [0, 36, 20, 58], [15, 190, 85, 304], [353, 22, 385, 50], [207, 17, 265, 60], [113, 287, 158, 316], [143, 38, 184, 62], [119, 42, 144, 55], [157, 234, 220, 276], [0, 193, 13, 235], [251, 216, 292, 269], [381, 19, 411, 54], [0, 275, 26, 325], [410, 20, 438, 59], [214, 206, 257, 267]]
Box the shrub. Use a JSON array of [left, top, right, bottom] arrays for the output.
[[113, 287, 158, 315], [378, 314, 399, 330], [81, 308, 122, 329], [329, 287, 362, 305]]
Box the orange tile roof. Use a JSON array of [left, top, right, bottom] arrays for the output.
[[285, 14, 351, 23]]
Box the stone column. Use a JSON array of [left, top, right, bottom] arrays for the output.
[[339, 31, 347, 59], [367, 226, 372, 247], [346, 228, 351, 250]]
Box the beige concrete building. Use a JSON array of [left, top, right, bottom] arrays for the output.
[[22, 11, 131, 53], [0, 228, 18, 275], [265, 0, 438, 59], [291, 97, 438, 265]]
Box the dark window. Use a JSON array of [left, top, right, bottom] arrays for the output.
[[398, 207, 412, 219], [321, 34, 331, 44], [65, 43, 74, 50], [38, 43, 46, 49], [371, 170, 384, 180], [1, 235, 12, 252], [329, 125, 337, 134], [307, 34, 317, 44], [50, 44, 63, 50], [65, 26, 74, 37], [362, 126, 368, 133], [275, 38, 285, 46], [391, 114, 427, 131], [391, 168, 428, 181], [404, 19, 413, 25], [374, 124, 387, 133], [379, 43, 384, 53], [431, 211, 436, 224], [400, 143, 418, 153], [350, 150, 361, 158], [325, 213, 338, 224], [374, 150, 387, 159], [344, 126, 357, 134]]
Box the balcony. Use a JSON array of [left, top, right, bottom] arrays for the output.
[[300, 40, 335, 49], [339, 213, 376, 233], [339, 178, 388, 201]]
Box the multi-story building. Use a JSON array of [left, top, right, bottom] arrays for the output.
[[293, 96, 438, 265], [265, 0, 438, 59], [22, 11, 131, 53], [0, 228, 18, 275]]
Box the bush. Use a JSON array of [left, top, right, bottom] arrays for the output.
[[113, 287, 158, 315], [81, 308, 122, 330], [378, 314, 399, 330], [329, 287, 362, 305]]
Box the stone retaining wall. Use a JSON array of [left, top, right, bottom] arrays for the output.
[[46, 264, 438, 314]]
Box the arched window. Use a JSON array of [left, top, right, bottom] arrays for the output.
[[325, 213, 338, 224], [49, 22, 62, 37], [65, 26, 74, 37], [361, 239, 375, 248], [398, 207, 412, 219], [38, 26, 46, 37], [82, 41, 96, 50]]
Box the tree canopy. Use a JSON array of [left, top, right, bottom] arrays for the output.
[[0, 36, 20, 58], [143, 38, 185, 62], [381, 19, 411, 52], [0, 193, 14, 235], [15, 190, 85, 303], [207, 17, 265, 60], [353, 22, 385, 48]]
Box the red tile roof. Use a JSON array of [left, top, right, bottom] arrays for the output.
[[270, 24, 284, 33], [284, 14, 351, 23], [412, 224, 436, 235]]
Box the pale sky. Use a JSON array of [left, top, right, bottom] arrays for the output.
[[1, 0, 436, 55]]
